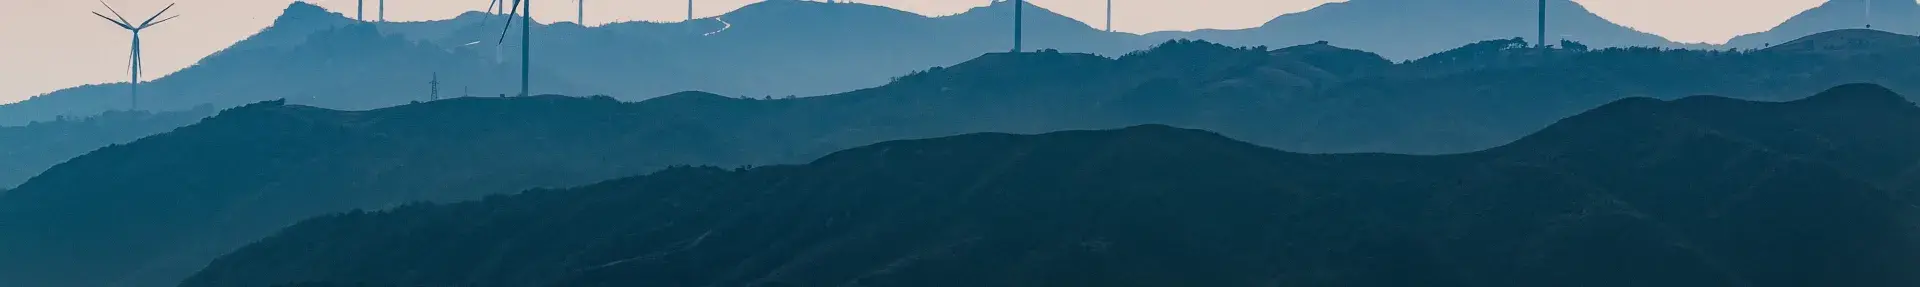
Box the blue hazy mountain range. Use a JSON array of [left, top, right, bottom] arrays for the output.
[[188, 84, 1920, 286], [3, 0, 1903, 127], [1724, 0, 1920, 48], [5, 28, 1920, 286]]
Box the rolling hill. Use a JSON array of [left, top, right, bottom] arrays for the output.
[[183, 84, 1920, 287], [1724, 0, 1920, 48], [1154, 0, 1686, 60], [0, 107, 216, 189]]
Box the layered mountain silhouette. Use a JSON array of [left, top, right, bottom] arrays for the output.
[[6, 29, 1920, 287], [0, 107, 215, 189], [0, 0, 1137, 126], [182, 84, 1920, 287], [0, 20, 559, 126], [3, 0, 1690, 126], [1153, 0, 1686, 60], [1725, 0, 1920, 48]]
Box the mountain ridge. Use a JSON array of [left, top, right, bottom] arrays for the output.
[[9, 28, 1920, 286], [3, 0, 1691, 126], [1725, 0, 1920, 48]]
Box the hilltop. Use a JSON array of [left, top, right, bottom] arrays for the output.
[[1152, 0, 1685, 60], [184, 84, 1920, 287], [1725, 0, 1920, 48]]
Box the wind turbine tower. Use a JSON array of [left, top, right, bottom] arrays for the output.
[[1013, 0, 1023, 52], [499, 0, 533, 96], [1106, 0, 1112, 32], [1537, 0, 1546, 48], [357, 0, 364, 21], [92, 2, 179, 111], [689, 0, 695, 21], [578, 0, 584, 25], [380, 0, 385, 22]]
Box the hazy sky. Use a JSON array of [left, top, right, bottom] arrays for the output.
[[0, 0, 1845, 104]]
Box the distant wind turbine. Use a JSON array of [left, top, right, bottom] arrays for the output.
[[357, 0, 363, 21], [379, 0, 385, 22], [498, 0, 532, 96], [577, 0, 584, 25], [92, 1, 179, 111], [1106, 0, 1112, 33], [688, 0, 695, 21]]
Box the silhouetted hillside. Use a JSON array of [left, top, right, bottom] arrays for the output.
[[0, 41, 1338, 286], [0, 107, 216, 189], [1724, 0, 1920, 48], [1763, 28, 1920, 56], [0, 95, 785, 287], [1153, 0, 1686, 60], [183, 84, 1920, 287]]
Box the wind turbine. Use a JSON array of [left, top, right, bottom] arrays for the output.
[[357, 0, 363, 21], [1106, 0, 1112, 33], [498, 0, 532, 96], [92, 2, 179, 111], [688, 0, 694, 21], [1013, 0, 1023, 52], [380, 0, 386, 22], [577, 0, 584, 25]]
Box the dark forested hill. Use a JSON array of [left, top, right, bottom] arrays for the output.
[[0, 107, 215, 189], [182, 84, 1920, 287], [7, 31, 1920, 286], [1153, 0, 1685, 60]]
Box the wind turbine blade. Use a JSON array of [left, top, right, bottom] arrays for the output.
[[146, 15, 180, 27], [483, 0, 498, 25], [497, 0, 523, 43], [138, 3, 176, 28], [126, 47, 136, 76], [93, 12, 135, 29], [98, 1, 133, 25]]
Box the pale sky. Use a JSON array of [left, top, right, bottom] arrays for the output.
[[0, 0, 1841, 104]]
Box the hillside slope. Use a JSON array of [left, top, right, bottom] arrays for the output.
[[185, 84, 1920, 287]]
